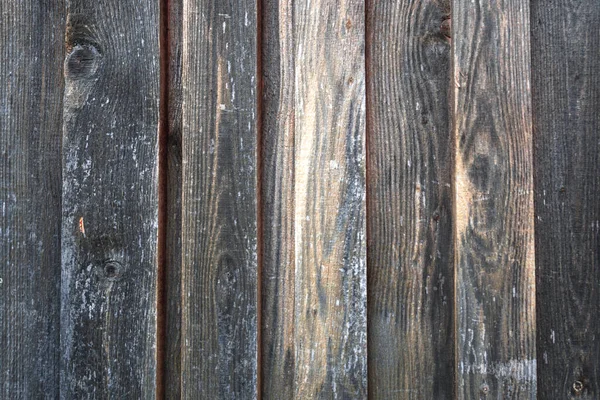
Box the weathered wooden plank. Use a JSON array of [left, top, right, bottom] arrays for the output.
[[164, 0, 183, 396], [531, 2, 600, 398], [293, 1, 367, 397], [261, 0, 295, 398], [366, 0, 454, 398], [60, 1, 160, 397], [0, 2, 65, 397], [180, 0, 258, 398], [453, 0, 536, 398]]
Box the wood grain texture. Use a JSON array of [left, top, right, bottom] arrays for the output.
[[0, 1, 64, 397], [60, 1, 160, 397], [453, 0, 536, 398], [261, 0, 295, 398], [531, 2, 600, 399], [293, 1, 367, 397], [366, 0, 454, 398], [165, 0, 183, 396], [180, 0, 258, 398]]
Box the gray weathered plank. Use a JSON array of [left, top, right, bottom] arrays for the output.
[[453, 0, 537, 398], [366, 0, 454, 398], [164, 0, 183, 396], [60, 1, 160, 397], [180, 0, 258, 398], [293, 0, 367, 397], [261, 0, 295, 398], [532, 1, 600, 398], [0, 1, 65, 398]]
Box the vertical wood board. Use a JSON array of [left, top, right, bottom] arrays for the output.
[[180, 0, 259, 398], [532, 1, 600, 398], [60, 1, 160, 397], [0, 1, 65, 397], [293, 0, 368, 397], [366, 0, 454, 398], [453, 0, 536, 398], [261, 0, 296, 398]]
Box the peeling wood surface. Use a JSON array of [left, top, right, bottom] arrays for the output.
[[179, 0, 259, 398], [293, 1, 368, 397], [60, 0, 160, 397], [0, 1, 65, 397], [532, 1, 600, 399], [453, 0, 537, 398], [366, 0, 454, 398], [261, 0, 295, 398]]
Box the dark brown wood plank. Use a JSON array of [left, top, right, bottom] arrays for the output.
[[180, 0, 258, 398], [60, 1, 160, 397], [453, 0, 536, 398], [366, 0, 454, 398], [165, 0, 183, 396], [261, 0, 295, 398], [0, 2, 65, 397], [532, 2, 600, 398], [293, 1, 367, 397]]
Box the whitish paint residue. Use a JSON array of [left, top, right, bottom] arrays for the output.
[[461, 359, 537, 382]]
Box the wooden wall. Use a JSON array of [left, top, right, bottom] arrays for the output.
[[1, 0, 599, 399]]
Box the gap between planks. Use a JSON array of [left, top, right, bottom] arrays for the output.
[[257, 0, 265, 397], [157, 0, 170, 398]]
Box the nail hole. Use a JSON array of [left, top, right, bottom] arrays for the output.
[[480, 383, 489, 395], [573, 380, 584, 394]]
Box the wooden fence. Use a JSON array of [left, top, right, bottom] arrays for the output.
[[1, 0, 599, 398]]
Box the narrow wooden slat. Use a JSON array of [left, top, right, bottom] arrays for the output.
[[180, 0, 258, 397], [453, 0, 536, 398], [532, 2, 600, 398], [293, 1, 367, 397], [0, 2, 64, 397], [60, 1, 160, 397], [366, 0, 454, 398], [165, 0, 183, 396], [261, 0, 295, 398]]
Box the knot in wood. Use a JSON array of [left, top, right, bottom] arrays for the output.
[[102, 260, 122, 281], [66, 44, 100, 79]]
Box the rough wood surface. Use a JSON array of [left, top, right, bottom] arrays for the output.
[[293, 1, 367, 397], [165, 0, 183, 396], [180, 0, 258, 398], [60, 1, 160, 397], [0, 2, 65, 397], [261, 0, 295, 398], [366, 0, 454, 398], [532, 2, 600, 399], [453, 0, 536, 398]]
